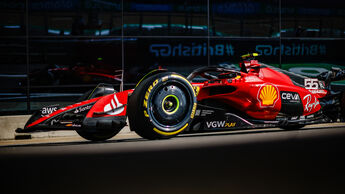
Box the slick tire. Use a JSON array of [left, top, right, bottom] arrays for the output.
[[76, 128, 121, 141], [340, 91, 345, 120], [77, 117, 126, 141], [127, 72, 197, 140], [280, 124, 305, 130]]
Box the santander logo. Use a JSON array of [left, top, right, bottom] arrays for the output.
[[104, 94, 124, 115]]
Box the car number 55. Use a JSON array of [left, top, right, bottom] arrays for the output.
[[304, 78, 319, 90]]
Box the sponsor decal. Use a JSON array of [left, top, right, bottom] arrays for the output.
[[199, 110, 214, 117], [257, 84, 279, 107], [303, 94, 320, 112], [256, 44, 326, 57], [104, 94, 124, 115], [206, 121, 236, 128], [41, 106, 58, 116], [306, 114, 314, 119], [310, 89, 328, 95], [150, 43, 234, 57], [291, 116, 299, 120], [262, 120, 278, 124], [212, 2, 260, 14], [281, 91, 300, 103], [245, 76, 261, 82], [65, 124, 81, 127], [74, 105, 92, 114], [50, 119, 59, 126], [318, 81, 326, 89]]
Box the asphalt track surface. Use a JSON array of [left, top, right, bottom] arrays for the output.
[[1, 124, 345, 194]]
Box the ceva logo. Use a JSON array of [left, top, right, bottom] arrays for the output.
[[104, 94, 124, 115], [258, 84, 279, 107]]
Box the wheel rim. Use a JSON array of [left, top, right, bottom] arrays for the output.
[[148, 80, 193, 131], [162, 95, 180, 115]]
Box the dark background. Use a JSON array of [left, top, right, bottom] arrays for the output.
[[1, 0, 345, 115], [1, 127, 345, 194]]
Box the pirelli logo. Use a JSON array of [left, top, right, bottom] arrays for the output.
[[143, 79, 159, 108]]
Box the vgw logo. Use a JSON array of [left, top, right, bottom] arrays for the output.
[[104, 94, 124, 115], [206, 121, 236, 128]]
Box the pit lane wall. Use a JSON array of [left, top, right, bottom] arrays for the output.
[[0, 115, 130, 140], [0, 115, 31, 140]]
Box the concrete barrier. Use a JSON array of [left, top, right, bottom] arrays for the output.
[[0, 115, 131, 140]]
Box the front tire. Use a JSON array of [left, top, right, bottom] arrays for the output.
[[127, 72, 197, 140], [76, 118, 126, 141], [76, 128, 121, 141]]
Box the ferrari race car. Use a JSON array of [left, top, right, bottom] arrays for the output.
[[16, 53, 345, 141]]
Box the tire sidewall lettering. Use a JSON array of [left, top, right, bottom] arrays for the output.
[[143, 79, 159, 109], [141, 74, 196, 135]]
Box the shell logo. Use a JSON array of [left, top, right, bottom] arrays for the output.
[[258, 84, 279, 107]]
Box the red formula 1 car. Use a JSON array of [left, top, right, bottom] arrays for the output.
[[16, 53, 345, 141]]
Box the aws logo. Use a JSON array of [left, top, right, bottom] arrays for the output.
[[257, 84, 279, 107], [41, 106, 58, 116]]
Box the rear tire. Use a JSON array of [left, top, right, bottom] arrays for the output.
[[280, 124, 305, 130], [127, 72, 197, 140], [340, 91, 345, 121]]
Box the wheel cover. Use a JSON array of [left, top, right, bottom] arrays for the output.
[[148, 80, 193, 132], [162, 95, 180, 115]]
